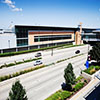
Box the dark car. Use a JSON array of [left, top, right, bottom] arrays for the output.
[[35, 52, 42, 57], [87, 55, 91, 61], [34, 60, 43, 66], [75, 50, 80, 54]]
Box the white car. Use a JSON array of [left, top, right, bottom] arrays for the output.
[[34, 60, 43, 66]]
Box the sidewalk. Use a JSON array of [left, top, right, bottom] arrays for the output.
[[70, 74, 100, 100]]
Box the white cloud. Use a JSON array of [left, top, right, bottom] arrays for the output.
[[12, 8, 22, 12], [4, 0, 13, 5], [3, 0, 22, 12]]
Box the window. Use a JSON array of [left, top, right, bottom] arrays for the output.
[[34, 35, 72, 42], [17, 39, 28, 46]]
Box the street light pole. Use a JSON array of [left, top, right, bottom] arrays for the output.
[[51, 31, 53, 56], [8, 40, 10, 48]]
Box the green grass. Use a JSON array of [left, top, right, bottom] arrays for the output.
[[45, 90, 72, 100]]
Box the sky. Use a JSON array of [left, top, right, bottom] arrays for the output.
[[0, 0, 100, 29]]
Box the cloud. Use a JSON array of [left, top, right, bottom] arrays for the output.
[[12, 8, 22, 12], [3, 0, 22, 12]]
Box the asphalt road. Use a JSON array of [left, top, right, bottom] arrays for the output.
[[0, 45, 88, 65], [0, 54, 87, 100], [0, 45, 88, 76]]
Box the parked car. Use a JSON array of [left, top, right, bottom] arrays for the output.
[[35, 52, 42, 57], [75, 50, 80, 54], [34, 60, 43, 66]]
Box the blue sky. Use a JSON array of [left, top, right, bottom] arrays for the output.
[[0, 0, 100, 28]]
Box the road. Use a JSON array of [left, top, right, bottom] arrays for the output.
[[0, 54, 87, 100], [0, 45, 88, 76], [0, 45, 88, 65]]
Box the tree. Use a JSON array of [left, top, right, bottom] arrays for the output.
[[89, 42, 100, 63], [7, 80, 28, 100], [64, 63, 76, 90]]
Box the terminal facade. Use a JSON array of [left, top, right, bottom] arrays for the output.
[[0, 24, 99, 49]]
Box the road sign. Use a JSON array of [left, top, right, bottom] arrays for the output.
[[86, 60, 89, 69]]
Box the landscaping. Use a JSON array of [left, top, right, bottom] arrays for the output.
[[0, 57, 42, 69], [45, 76, 89, 100], [0, 53, 85, 82], [84, 65, 100, 75], [0, 44, 85, 57], [45, 63, 90, 100]]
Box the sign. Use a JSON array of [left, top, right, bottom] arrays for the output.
[[86, 60, 89, 69]]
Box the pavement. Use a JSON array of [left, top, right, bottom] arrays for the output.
[[0, 54, 87, 100], [70, 71, 100, 100]]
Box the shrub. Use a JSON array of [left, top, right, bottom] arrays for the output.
[[84, 80, 87, 83], [75, 76, 83, 82], [95, 66, 100, 70], [0, 65, 6, 69], [90, 68, 96, 74], [45, 90, 71, 100], [73, 82, 84, 92], [84, 65, 95, 74], [16, 61, 23, 65], [61, 91, 72, 99], [6, 63, 15, 67]]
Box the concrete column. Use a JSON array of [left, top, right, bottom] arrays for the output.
[[1, 50, 3, 54]]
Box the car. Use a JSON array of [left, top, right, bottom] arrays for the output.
[[35, 52, 42, 57], [75, 50, 80, 54], [87, 55, 91, 61], [34, 60, 43, 66]]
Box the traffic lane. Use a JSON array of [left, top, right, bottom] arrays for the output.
[[0, 61, 36, 76], [0, 46, 86, 76], [0, 45, 88, 65], [0, 54, 87, 100]]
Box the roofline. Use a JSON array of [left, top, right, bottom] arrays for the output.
[[15, 25, 97, 30]]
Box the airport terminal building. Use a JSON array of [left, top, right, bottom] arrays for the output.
[[0, 24, 98, 51], [15, 25, 77, 46]]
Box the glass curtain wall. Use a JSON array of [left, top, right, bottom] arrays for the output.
[[34, 35, 71, 42]]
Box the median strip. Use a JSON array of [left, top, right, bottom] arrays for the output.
[[0, 57, 42, 69], [0, 53, 85, 82]]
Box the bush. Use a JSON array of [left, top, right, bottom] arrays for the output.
[[84, 80, 87, 83], [95, 66, 100, 70], [90, 68, 96, 74], [6, 63, 15, 67], [75, 76, 83, 82], [73, 82, 84, 92], [16, 61, 23, 65]]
